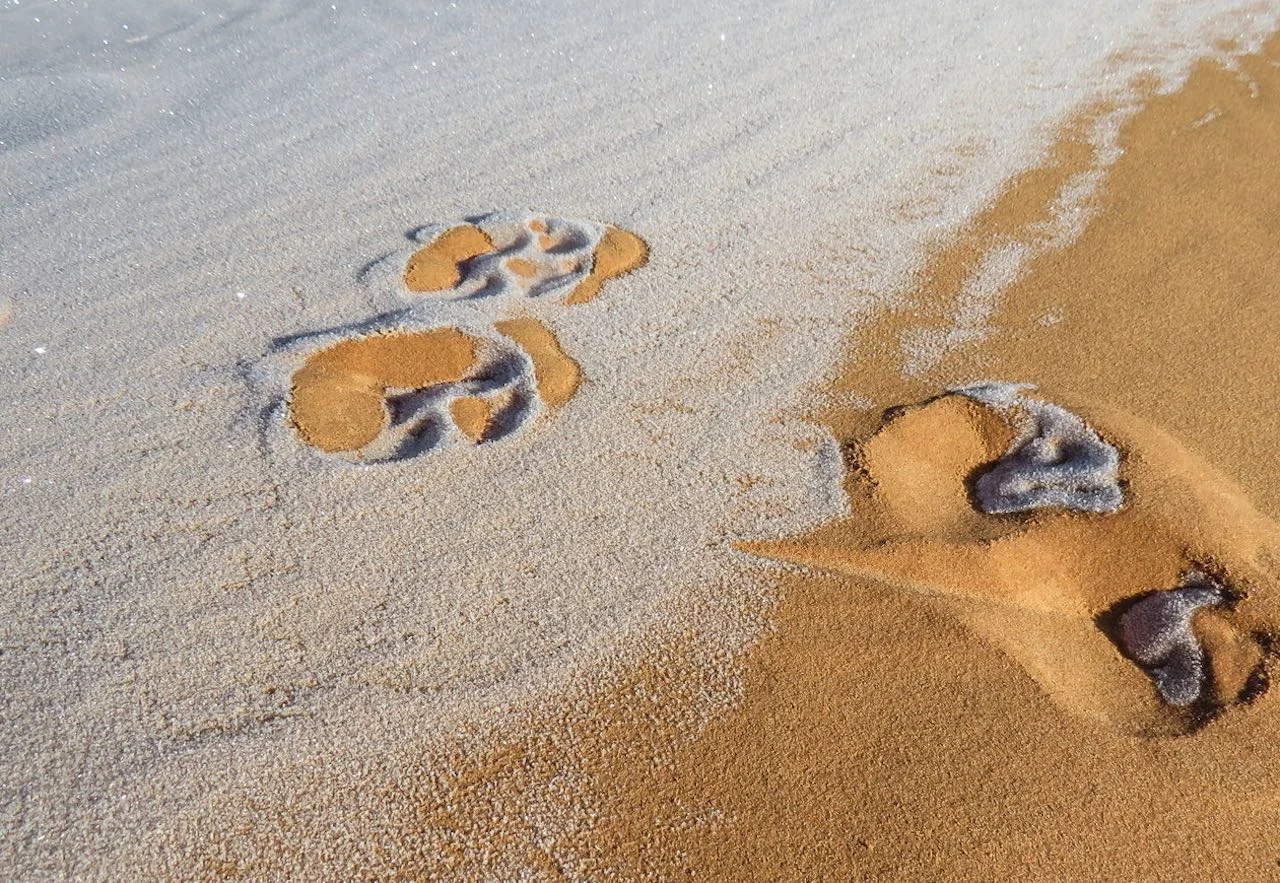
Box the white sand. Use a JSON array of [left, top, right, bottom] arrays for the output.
[[2, 0, 1277, 875]]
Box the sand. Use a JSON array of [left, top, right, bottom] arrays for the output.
[[493, 317, 583, 408], [289, 31, 1280, 881], [4, 0, 1280, 879], [403, 226, 496, 294]]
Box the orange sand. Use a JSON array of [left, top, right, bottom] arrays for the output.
[[402, 225, 495, 293], [506, 257, 540, 279], [494, 316, 582, 407], [564, 226, 649, 306], [289, 328, 477, 453], [449, 396, 495, 443], [752, 390, 1277, 736]]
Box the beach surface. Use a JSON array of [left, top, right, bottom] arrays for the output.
[[2, 1, 1278, 879]]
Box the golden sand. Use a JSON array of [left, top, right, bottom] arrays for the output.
[[289, 328, 477, 453], [494, 316, 582, 407], [402, 225, 495, 293], [563, 226, 649, 306], [752, 390, 1277, 736], [449, 396, 495, 443]]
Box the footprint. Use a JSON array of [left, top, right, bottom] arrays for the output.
[[395, 212, 648, 304], [255, 212, 645, 463], [747, 386, 1279, 736], [1113, 572, 1250, 707], [283, 325, 545, 462]]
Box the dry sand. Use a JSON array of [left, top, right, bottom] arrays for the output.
[[304, 32, 1280, 881]]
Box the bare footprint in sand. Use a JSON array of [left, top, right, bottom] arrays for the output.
[[749, 384, 1279, 737], [254, 213, 647, 463]]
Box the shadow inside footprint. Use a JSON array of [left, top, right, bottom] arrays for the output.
[[260, 212, 643, 465], [1100, 574, 1270, 716]]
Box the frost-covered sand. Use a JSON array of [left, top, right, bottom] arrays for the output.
[[2, 1, 1279, 878]]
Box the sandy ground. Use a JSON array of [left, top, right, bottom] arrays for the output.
[[3, 1, 1280, 879], [240, 31, 1280, 882]]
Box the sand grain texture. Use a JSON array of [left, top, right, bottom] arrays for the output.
[[4, 2, 1280, 879], [382, 33, 1280, 881], [288, 328, 479, 453], [494, 316, 582, 407], [403, 225, 496, 293]]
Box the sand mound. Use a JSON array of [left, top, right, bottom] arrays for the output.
[[750, 388, 1278, 736]]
